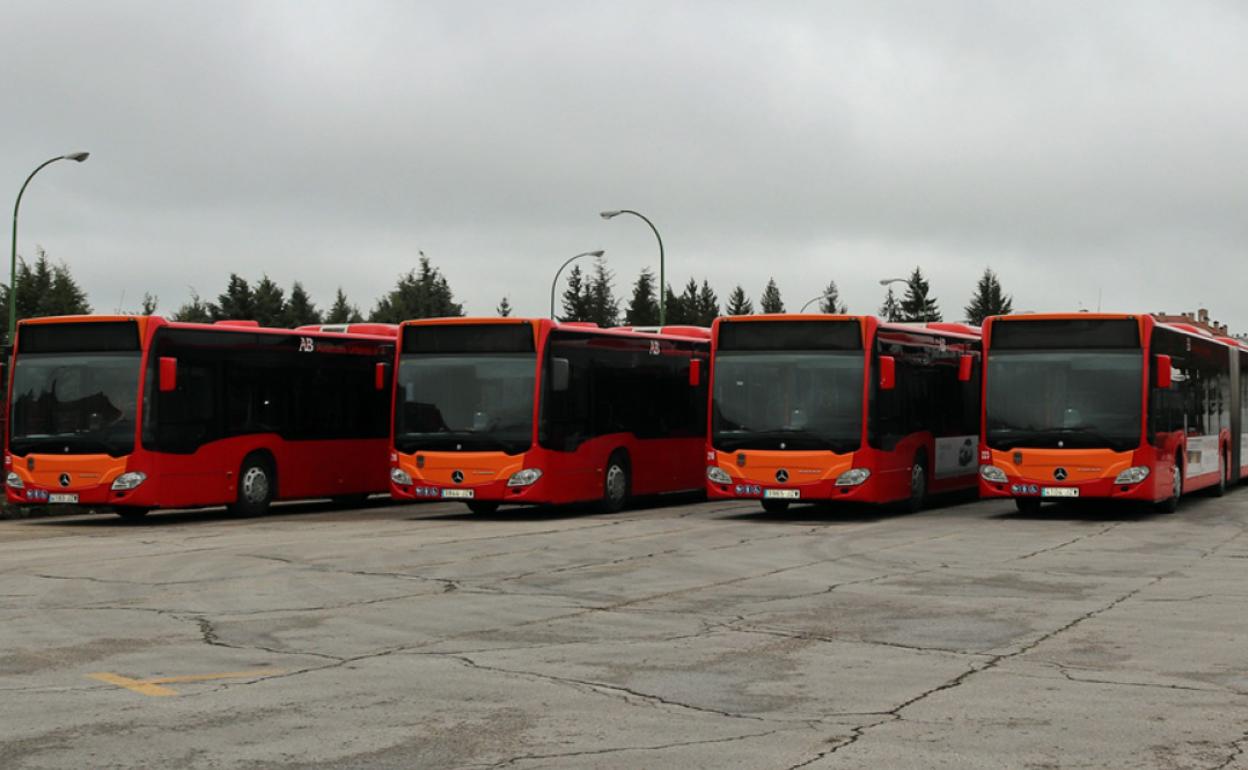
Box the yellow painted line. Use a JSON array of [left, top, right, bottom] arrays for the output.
[[146, 668, 282, 685], [88, 668, 283, 696], [88, 672, 178, 697]]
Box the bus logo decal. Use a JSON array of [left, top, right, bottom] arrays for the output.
[[1053, 467, 1068, 481], [775, 469, 789, 483], [58, 473, 71, 488], [451, 470, 464, 484], [298, 337, 315, 353], [649, 341, 661, 356]]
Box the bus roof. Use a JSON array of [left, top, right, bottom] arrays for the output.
[[984, 312, 1239, 350], [16, 314, 398, 341], [714, 313, 981, 341], [400, 317, 711, 343]]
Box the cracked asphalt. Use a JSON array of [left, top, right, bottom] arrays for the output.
[[2, 491, 1247, 769]]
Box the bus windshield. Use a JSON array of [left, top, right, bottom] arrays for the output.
[[9, 352, 142, 456], [394, 353, 536, 455], [712, 351, 864, 453], [986, 350, 1142, 451]]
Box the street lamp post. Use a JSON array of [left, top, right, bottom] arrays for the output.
[[550, 250, 605, 319], [10, 152, 90, 343], [600, 209, 665, 326], [799, 295, 832, 313]]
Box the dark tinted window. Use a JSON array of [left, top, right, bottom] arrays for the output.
[[871, 333, 981, 451], [991, 319, 1139, 350], [718, 320, 861, 351], [539, 332, 708, 451], [403, 323, 534, 354], [1149, 329, 1230, 442], [18, 321, 139, 353]]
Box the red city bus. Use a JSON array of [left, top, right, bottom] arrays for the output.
[[705, 315, 982, 513], [978, 313, 1243, 513], [388, 318, 710, 513], [5, 316, 396, 520]]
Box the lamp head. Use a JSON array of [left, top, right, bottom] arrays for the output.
[[599, 210, 622, 220], [588, 250, 605, 257], [878, 277, 906, 286], [64, 152, 90, 162]]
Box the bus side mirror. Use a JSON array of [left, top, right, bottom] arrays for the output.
[[689, 359, 702, 387], [879, 355, 896, 391], [375, 362, 391, 391], [1154, 354, 1172, 389], [551, 357, 571, 392], [958, 354, 974, 382], [158, 357, 178, 392]]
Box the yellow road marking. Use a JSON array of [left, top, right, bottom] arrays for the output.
[[88, 668, 283, 696]]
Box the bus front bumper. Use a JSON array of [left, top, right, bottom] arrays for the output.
[[389, 477, 548, 504], [706, 476, 875, 503], [978, 475, 1154, 502]]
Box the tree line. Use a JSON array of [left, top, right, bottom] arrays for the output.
[[1, 249, 1015, 337]]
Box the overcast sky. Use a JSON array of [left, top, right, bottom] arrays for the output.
[[3, 1, 1246, 329]]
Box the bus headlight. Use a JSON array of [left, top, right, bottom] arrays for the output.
[[1114, 466, 1150, 485], [706, 466, 732, 484], [980, 465, 1008, 483], [507, 468, 543, 487], [6, 472, 24, 489], [110, 472, 147, 491], [835, 468, 871, 486], [390, 468, 413, 486]]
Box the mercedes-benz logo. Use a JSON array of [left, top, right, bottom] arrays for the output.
[[58, 473, 70, 488], [1053, 467, 1068, 481], [451, 470, 464, 484], [775, 469, 789, 483]]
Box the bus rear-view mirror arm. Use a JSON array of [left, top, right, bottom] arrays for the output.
[[689, 358, 702, 387], [375, 362, 391, 391], [878, 355, 896, 391], [551, 357, 571, 392], [158, 357, 178, 392], [1154, 354, 1172, 389], [958, 354, 974, 382]]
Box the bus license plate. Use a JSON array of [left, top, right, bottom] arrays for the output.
[[49, 493, 79, 504], [441, 489, 474, 499], [1041, 487, 1079, 498], [764, 489, 800, 499]]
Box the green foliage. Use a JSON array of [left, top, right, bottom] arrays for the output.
[[282, 282, 322, 327], [251, 275, 286, 326], [0, 248, 93, 338], [370, 254, 464, 322], [625, 268, 659, 326], [325, 288, 364, 324], [879, 286, 902, 321], [900, 267, 942, 322], [496, 296, 513, 317], [760, 278, 785, 314], [586, 256, 620, 327], [725, 285, 753, 316], [213, 274, 255, 321], [559, 264, 592, 322], [171, 290, 213, 323], [964, 268, 1013, 325], [818, 280, 847, 314], [140, 293, 158, 316]]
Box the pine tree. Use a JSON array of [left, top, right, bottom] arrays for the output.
[[694, 280, 719, 326], [140, 293, 158, 315], [586, 256, 620, 327], [214, 274, 255, 320], [725, 285, 754, 316], [496, 296, 513, 317], [252, 275, 286, 327], [677, 278, 700, 324], [624, 268, 660, 326], [818, 280, 847, 314], [879, 287, 902, 321], [172, 290, 214, 323], [1, 248, 92, 336], [44, 261, 92, 317], [325, 288, 363, 324], [760, 278, 785, 314], [558, 265, 592, 322], [663, 283, 691, 325], [964, 268, 1013, 325], [283, 282, 322, 327], [370, 253, 464, 322], [900, 267, 941, 322]]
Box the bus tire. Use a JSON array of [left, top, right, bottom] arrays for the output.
[[115, 507, 150, 523], [1213, 451, 1227, 497], [761, 498, 790, 514], [230, 454, 275, 517], [1156, 453, 1182, 513], [904, 453, 928, 513], [1015, 498, 1041, 515], [467, 500, 500, 515], [599, 451, 630, 513], [331, 493, 371, 508]]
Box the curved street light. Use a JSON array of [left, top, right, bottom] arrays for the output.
[[550, 250, 605, 319], [10, 152, 90, 342], [878, 277, 907, 286], [600, 209, 665, 325], [799, 295, 835, 313]]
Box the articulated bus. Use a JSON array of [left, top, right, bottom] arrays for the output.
[[5, 316, 396, 520], [978, 313, 1246, 513], [388, 318, 710, 513], [705, 315, 982, 513]]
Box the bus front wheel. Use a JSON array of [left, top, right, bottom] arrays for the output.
[[599, 452, 630, 513], [230, 455, 275, 517], [903, 454, 928, 513], [115, 507, 150, 523], [761, 498, 790, 514], [1213, 451, 1227, 497], [467, 501, 500, 515], [1015, 498, 1041, 515], [1156, 455, 1182, 513]]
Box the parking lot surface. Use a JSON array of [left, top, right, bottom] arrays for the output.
[[1, 492, 1247, 769]]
